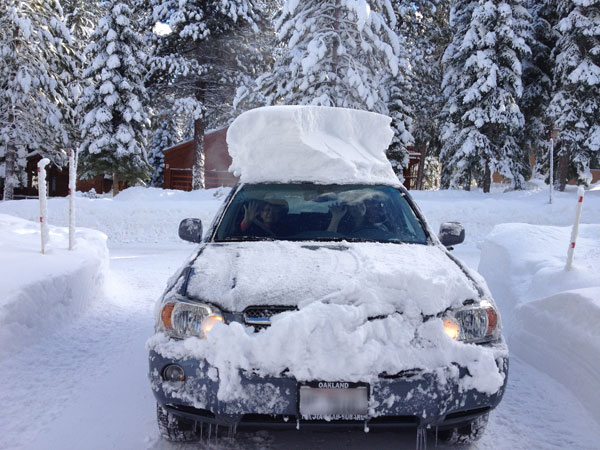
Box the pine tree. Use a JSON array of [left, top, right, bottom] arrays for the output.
[[148, 109, 180, 187], [520, 0, 558, 178], [387, 1, 452, 185], [62, 0, 103, 153], [78, 1, 151, 195], [147, 0, 262, 190], [405, 1, 452, 189], [549, 0, 600, 189], [440, 0, 532, 192], [256, 0, 400, 114], [387, 82, 414, 180], [0, 0, 75, 200]]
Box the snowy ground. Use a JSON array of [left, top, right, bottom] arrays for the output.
[[1, 182, 599, 449]]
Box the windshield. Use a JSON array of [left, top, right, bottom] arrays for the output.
[[214, 184, 428, 244]]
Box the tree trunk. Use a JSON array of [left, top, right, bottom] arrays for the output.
[[2, 144, 16, 201], [112, 172, 120, 197], [483, 162, 491, 193], [464, 170, 471, 191], [415, 144, 427, 190], [192, 116, 206, 190], [558, 151, 569, 192], [3, 79, 16, 201], [331, 1, 341, 81]]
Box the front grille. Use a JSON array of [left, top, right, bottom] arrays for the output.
[[243, 305, 296, 330]]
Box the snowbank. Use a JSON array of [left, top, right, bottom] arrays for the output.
[[1, 182, 598, 249], [0, 187, 229, 244], [479, 223, 600, 422], [227, 106, 400, 186], [0, 214, 109, 360]]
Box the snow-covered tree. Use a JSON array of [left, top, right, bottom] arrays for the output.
[[148, 109, 180, 187], [147, 0, 263, 190], [0, 0, 75, 200], [255, 0, 400, 114], [548, 0, 600, 189], [520, 0, 558, 177], [386, 82, 414, 180], [63, 0, 101, 43], [440, 0, 532, 192], [61, 0, 103, 149], [78, 1, 151, 195], [387, 1, 452, 184], [406, 1, 452, 189]]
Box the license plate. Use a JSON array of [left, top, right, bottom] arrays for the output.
[[299, 382, 368, 419]]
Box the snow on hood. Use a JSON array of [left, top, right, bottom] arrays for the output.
[[226, 106, 400, 186], [150, 243, 506, 403], [185, 241, 479, 316]]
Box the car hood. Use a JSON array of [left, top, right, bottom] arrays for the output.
[[152, 241, 507, 402], [182, 241, 480, 318]]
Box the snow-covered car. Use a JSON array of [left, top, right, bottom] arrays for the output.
[[148, 106, 508, 444]]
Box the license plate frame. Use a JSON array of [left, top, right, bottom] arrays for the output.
[[298, 381, 369, 420]]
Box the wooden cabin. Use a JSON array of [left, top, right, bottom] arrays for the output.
[[164, 127, 422, 191], [402, 147, 423, 190], [12, 153, 112, 199], [163, 127, 239, 190], [14, 154, 70, 198]]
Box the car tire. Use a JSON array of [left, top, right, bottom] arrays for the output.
[[437, 413, 489, 444], [156, 403, 200, 442]]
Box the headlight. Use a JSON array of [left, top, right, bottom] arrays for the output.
[[159, 299, 224, 339], [443, 300, 500, 344]]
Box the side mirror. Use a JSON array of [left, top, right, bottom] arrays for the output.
[[439, 222, 465, 248], [179, 218, 203, 243]]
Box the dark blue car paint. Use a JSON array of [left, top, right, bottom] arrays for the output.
[[149, 350, 508, 429]]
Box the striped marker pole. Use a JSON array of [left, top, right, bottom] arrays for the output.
[[68, 150, 76, 250], [38, 158, 50, 254], [549, 138, 554, 204], [565, 186, 585, 271]]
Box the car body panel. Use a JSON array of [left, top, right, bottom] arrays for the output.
[[148, 182, 509, 431]]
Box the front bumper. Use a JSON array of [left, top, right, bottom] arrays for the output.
[[149, 350, 508, 429]]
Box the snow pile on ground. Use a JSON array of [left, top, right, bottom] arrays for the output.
[[0, 186, 229, 244], [227, 106, 400, 186], [479, 222, 600, 422], [0, 214, 109, 360]]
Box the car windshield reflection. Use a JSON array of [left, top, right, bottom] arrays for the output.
[[214, 184, 428, 245]]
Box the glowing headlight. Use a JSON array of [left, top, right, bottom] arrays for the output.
[[159, 300, 224, 339], [443, 300, 500, 344]]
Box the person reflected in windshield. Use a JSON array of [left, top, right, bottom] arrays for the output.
[[240, 200, 289, 237], [327, 201, 365, 233], [363, 198, 390, 231], [328, 197, 390, 234]]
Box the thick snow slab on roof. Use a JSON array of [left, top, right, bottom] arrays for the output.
[[0, 214, 108, 359], [227, 105, 400, 185]]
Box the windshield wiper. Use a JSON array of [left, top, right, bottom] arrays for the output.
[[216, 236, 276, 242]]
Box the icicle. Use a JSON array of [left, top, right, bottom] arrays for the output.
[[215, 423, 219, 442], [200, 421, 204, 441], [416, 426, 427, 450], [363, 419, 370, 433], [208, 423, 212, 440], [296, 417, 300, 430]]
